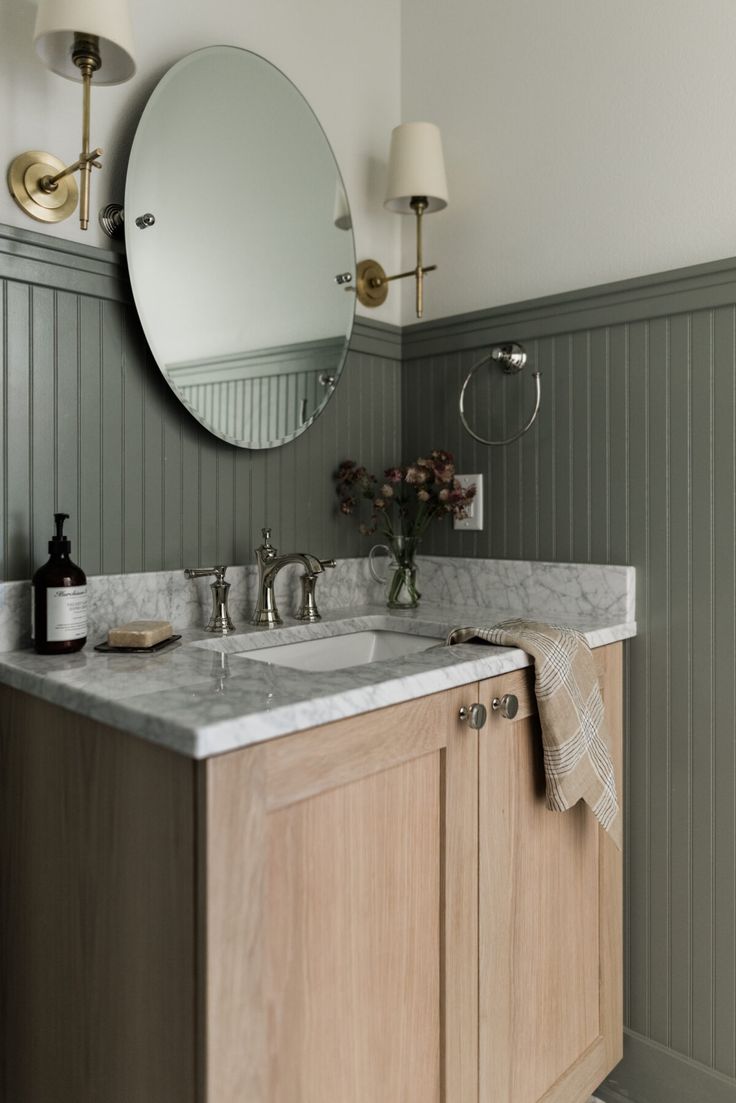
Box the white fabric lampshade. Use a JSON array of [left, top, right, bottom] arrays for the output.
[[384, 121, 448, 214], [34, 0, 136, 84]]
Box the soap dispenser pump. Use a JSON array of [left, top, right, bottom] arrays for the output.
[[32, 512, 88, 654]]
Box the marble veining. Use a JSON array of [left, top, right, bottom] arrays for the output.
[[0, 557, 386, 652], [418, 556, 635, 622], [0, 599, 635, 759], [0, 553, 634, 653], [0, 554, 635, 759]]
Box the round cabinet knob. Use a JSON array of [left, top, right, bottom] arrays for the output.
[[491, 693, 519, 720], [458, 702, 488, 730]]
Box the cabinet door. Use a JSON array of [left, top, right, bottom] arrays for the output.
[[200, 685, 479, 1103], [478, 642, 623, 1103]]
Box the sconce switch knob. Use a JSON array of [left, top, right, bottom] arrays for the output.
[[335, 272, 353, 285], [135, 213, 156, 229]]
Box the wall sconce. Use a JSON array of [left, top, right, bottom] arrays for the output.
[[356, 121, 448, 319], [7, 0, 136, 231]]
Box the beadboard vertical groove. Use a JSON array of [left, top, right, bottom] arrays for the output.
[[0, 229, 401, 580], [403, 283, 736, 1096]]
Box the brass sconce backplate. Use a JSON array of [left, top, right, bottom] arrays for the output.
[[8, 150, 79, 223], [356, 259, 389, 308]]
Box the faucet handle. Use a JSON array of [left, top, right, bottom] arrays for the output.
[[295, 558, 336, 622], [258, 528, 278, 559], [184, 565, 228, 581], [184, 566, 234, 633]]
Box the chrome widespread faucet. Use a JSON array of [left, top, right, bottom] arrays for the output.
[[251, 528, 336, 627]]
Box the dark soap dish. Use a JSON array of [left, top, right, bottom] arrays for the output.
[[94, 634, 182, 655]]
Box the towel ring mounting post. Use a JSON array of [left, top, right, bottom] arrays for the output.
[[458, 342, 541, 447]]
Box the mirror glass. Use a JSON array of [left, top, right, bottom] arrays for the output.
[[125, 47, 355, 449]]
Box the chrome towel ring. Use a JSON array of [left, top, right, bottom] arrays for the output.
[[459, 342, 541, 446]]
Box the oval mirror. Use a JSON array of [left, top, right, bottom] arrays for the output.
[[124, 46, 355, 449]]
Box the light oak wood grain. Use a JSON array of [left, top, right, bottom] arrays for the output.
[[2, 645, 623, 1103], [538, 1037, 607, 1103], [443, 686, 480, 1103], [201, 745, 267, 1103], [478, 643, 623, 1103], [0, 685, 197, 1103], [203, 683, 478, 1103], [598, 643, 624, 1071], [266, 755, 441, 1102], [264, 687, 464, 810]]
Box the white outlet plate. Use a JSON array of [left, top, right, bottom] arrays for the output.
[[453, 473, 484, 531]]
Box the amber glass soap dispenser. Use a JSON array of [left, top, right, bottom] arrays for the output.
[[32, 513, 88, 654]]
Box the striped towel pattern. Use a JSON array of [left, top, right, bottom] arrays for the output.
[[448, 618, 622, 849]]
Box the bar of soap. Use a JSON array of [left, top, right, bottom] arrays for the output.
[[107, 620, 173, 648]]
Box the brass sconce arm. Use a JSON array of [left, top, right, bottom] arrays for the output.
[[74, 35, 102, 230], [41, 148, 104, 187], [8, 34, 107, 230], [355, 196, 438, 318]]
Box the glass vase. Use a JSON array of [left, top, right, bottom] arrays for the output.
[[369, 534, 422, 609]]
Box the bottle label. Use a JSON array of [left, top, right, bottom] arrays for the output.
[[46, 585, 88, 642]]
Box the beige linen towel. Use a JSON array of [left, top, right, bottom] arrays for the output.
[[448, 618, 622, 849]]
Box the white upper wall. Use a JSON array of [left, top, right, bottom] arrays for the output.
[[400, 0, 736, 323], [0, 0, 402, 323], [8, 0, 736, 331]]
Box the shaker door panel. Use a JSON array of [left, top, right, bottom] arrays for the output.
[[201, 685, 479, 1103]]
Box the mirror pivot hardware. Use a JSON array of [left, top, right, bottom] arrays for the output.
[[99, 202, 124, 239]]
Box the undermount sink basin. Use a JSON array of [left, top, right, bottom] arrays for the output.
[[235, 629, 445, 672]]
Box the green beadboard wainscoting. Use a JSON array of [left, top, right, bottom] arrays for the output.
[[403, 259, 736, 1103], [0, 224, 401, 580], [4, 218, 736, 1103]]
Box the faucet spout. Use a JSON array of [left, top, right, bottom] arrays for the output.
[[251, 528, 335, 627]]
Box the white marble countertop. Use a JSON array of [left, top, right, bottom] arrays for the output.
[[0, 601, 635, 759]]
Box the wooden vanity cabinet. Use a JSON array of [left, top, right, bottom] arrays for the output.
[[0, 642, 622, 1103]]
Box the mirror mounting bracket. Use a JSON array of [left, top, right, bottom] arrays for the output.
[[99, 203, 125, 239]]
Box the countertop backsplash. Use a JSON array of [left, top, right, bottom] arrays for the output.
[[0, 555, 634, 653]]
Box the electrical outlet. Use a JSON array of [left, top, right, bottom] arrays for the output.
[[453, 473, 483, 531]]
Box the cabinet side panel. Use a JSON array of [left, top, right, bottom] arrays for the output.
[[265, 755, 442, 1103], [0, 685, 197, 1103]]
